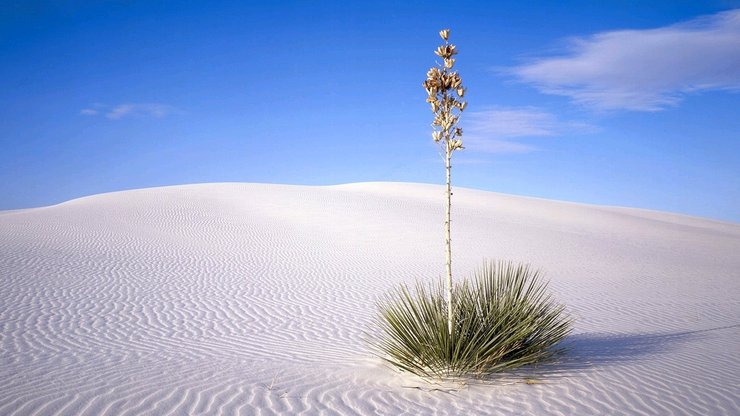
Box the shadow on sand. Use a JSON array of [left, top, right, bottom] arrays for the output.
[[497, 324, 739, 381]]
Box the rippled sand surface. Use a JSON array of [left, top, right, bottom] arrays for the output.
[[1, 182, 738, 415]]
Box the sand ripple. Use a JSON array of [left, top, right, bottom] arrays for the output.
[[1, 182, 738, 415]]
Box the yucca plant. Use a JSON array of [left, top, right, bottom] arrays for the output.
[[424, 28, 467, 336], [373, 261, 572, 379]]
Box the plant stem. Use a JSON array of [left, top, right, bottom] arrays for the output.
[[445, 142, 453, 336]]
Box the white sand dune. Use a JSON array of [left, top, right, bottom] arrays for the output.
[[1, 182, 738, 415]]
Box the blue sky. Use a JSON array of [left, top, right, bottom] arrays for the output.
[[1, 0, 739, 222]]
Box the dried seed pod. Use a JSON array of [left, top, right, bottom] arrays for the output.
[[439, 29, 450, 41], [434, 44, 458, 59], [450, 73, 462, 88]]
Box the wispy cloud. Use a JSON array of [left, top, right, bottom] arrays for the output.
[[508, 9, 740, 111], [463, 107, 596, 153], [80, 103, 180, 120]]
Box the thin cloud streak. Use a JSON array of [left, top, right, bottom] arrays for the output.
[[509, 9, 740, 111], [463, 107, 596, 154], [464, 137, 539, 154], [80, 103, 180, 120]]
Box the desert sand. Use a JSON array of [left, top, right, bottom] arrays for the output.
[[1, 182, 738, 415]]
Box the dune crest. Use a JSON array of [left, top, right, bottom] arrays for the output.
[[1, 182, 738, 415]]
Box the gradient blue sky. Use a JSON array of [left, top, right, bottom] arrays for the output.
[[2, 1, 739, 222]]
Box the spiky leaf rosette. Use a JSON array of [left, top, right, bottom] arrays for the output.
[[372, 261, 572, 379]]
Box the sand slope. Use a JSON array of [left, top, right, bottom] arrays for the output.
[[1, 182, 738, 415]]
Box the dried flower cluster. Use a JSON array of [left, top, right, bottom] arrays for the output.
[[423, 29, 467, 152]]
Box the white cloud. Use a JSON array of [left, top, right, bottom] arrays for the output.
[[464, 138, 539, 154], [468, 107, 561, 138], [79, 103, 180, 120], [80, 102, 105, 116], [105, 104, 135, 119], [509, 9, 740, 111], [106, 103, 178, 120], [462, 107, 596, 153]]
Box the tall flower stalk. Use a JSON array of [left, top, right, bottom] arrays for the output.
[[423, 29, 467, 336]]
